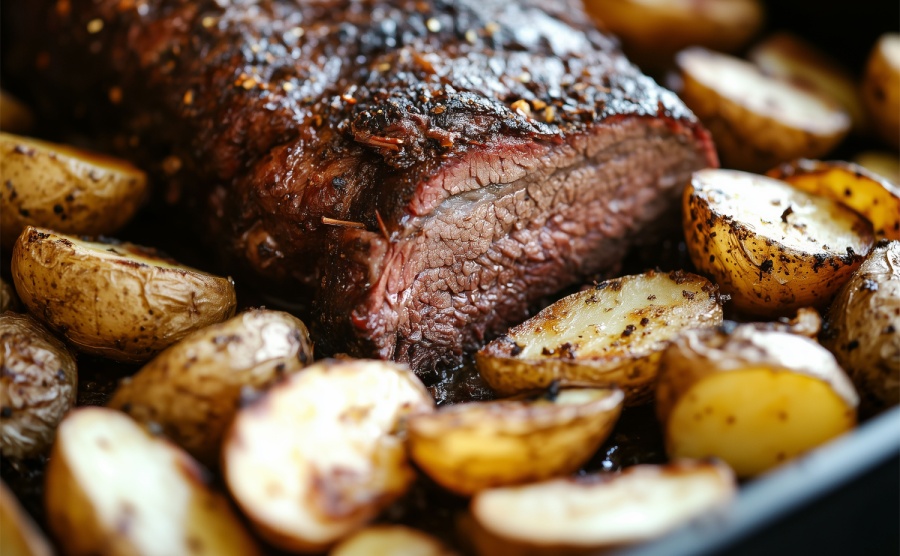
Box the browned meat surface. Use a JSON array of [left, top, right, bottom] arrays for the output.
[[6, 0, 716, 378]]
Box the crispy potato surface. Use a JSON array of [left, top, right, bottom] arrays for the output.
[[1, 481, 53, 556], [408, 388, 623, 496], [45, 407, 261, 556], [223, 359, 434, 552], [330, 525, 458, 556], [0, 312, 77, 460], [12, 227, 237, 362], [476, 270, 722, 404], [0, 133, 147, 249], [863, 34, 900, 149], [684, 169, 874, 316]]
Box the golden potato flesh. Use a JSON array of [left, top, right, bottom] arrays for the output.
[[767, 158, 900, 240], [684, 169, 874, 316], [0, 312, 77, 460], [476, 270, 723, 405], [676, 47, 850, 172], [657, 325, 858, 477], [863, 34, 900, 149], [330, 525, 458, 556], [108, 309, 314, 466], [0, 91, 34, 134], [408, 388, 623, 496], [822, 240, 900, 412], [0, 133, 148, 249], [854, 151, 900, 186], [470, 461, 735, 554], [11, 227, 237, 362], [223, 359, 434, 553], [1, 481, 53, 556], [45, 407, 261, 556]]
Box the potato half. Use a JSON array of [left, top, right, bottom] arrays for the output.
[[108, 309, 314, 466], [408, 387, 623, 496], [0, 91, 34, 134], [330, 525, 458, 556], [468, 461, 735, 555], [0, 133, 147, 249], [223, 359, 434, 552], [767, 158, 900, 240], [476, 270, 723, 404], [854, 151, 900, 186], [657, 324, 858, 477], [1, 481, 53, 556], [822, 240, 900, 412], [676, 47, 850, 172], [0, 312, 77, 460], [684, 169, 874, 316], [45, 407, 261, 556], [862, 34, 900, 149], [12, 227, 237, 362]]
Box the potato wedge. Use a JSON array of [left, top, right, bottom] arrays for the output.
[[656, 324, 858, 477], [675, 47, 850, 172], [469, 461, 735, 555], [1, 277, 20, 313], [0, 91, 34, 134], [767, 158, 900, 240], [0, 133, 148, 249], [1, 312, 77, 460], [854, 151, 900, 186], [223, 359, 434, 552], [1, 481, 53, 556], [11, 227, 237, 362], [583, 0, 764, 71], [476, 270, 723, 405], [330, 525, 457, 556], [45, 407, 261, 556], [108, 309, 314, 466], [822, 240, 900, 412], [748, 33, 868, 134], [684, 169, 874, 316], [408, 387, 623, 496], [862, 34, 900, 149]]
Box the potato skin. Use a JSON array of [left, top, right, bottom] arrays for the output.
[[109, 309, 314, 465], [863, 34, 900, 149], [0, 133, 148, 249], [1, 480, 53, 556], [11, 227, 237, 362], [822, 240, 900, 412], [0, 312, 77, 460]]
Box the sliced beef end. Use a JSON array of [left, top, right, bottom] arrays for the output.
[[317, 115, 711, 377]]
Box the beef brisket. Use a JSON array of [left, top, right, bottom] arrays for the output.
[[8, 0, 716, 378]]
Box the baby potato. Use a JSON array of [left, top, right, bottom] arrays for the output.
[[223, 359, 434, 553], [854, 151, 900, 186], [0, 133, 148, 249], [12, 227, 237, 362], [108, 309, 314, 466], [330, 525, 457, 556], [476, 270, 723, 405], [0, 312, 77, 460], [822, 240, 900, 412], [767, 158, 900, 240], [862, 34, 900, 149], [676, 47, 850, 172], [0, 91, 34, 134], [408, 387, 623, 496], [468, 461, 735, 555], [1, 277, 20, 313], [45, 407, 261, 556], [1, 481, 53, 556], [656, 324, 858, 478], [684, 169, 874, 316]]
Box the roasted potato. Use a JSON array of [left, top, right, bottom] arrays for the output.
[[0, 312, 77, 460], [467, 461, 735, 555], [12, 227, 237, 362], [476, 270, 723, 404], [1, 480, 53, 556], [675, 47, 851, 172], [822, 240, 900, 412], [0, 133, 148, 249], [767, 159, 900, 240], [223, 359, 434, 552], [656, 324, 858, 477], [0, 91, 34, 134], [748, 32, 868, 134], [684, 169, 874, 316], [862, 33, 900, 149], [45, 407, 261, 556], [583, 0, 764, 71], [408, 387, 623, 496], [854, 151, 900, 185], [1, 277, 20, 312], [108, 309, 314, 466], [330, 525, 457, 556]]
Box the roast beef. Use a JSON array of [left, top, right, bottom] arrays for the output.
[[7, 0, 716, 379]]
